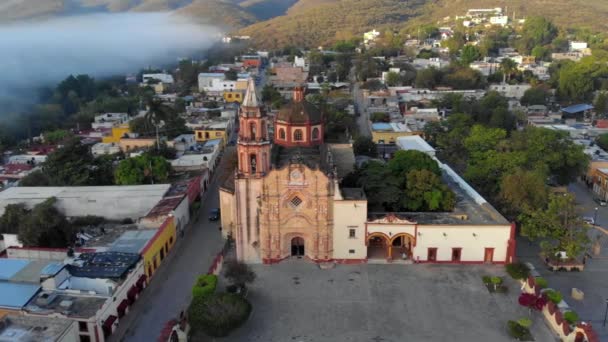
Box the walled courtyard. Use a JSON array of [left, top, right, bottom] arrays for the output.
[[217, 261, 556, 342]]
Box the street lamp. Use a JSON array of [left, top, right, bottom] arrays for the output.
[[595, 207, 599, 226], [604, 299, 608, 327]]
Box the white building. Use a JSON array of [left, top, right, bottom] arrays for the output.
[[142, 73, 174, 84], [569, 41, 588, 52], [470, 61, 500, 76], [91, 113, 129, 130], [91, 142, 121, 156], [411, 58, 450, 70], [170, 134, 196, 157], [8, 154, 47, 165], [171, 139, 221, 173], [489, 15, 508, 26], [363, 29, 380, 45], [197, 72, 249, 93], [489, 83, 531, 100]]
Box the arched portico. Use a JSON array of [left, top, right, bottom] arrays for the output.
[[367, 232, 390, 260], [367, 232, 415, 261]]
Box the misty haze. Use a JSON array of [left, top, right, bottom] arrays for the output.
[[0, 12, 219, 114]]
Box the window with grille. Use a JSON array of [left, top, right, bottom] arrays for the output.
[[289, 196, 302, 208], [294, 129, 303, 141]]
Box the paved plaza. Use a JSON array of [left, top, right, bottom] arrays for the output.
[[215, 261, 556, 342]]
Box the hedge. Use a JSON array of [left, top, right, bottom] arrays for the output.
[[506, 262, 530, 280], [188, 292, 252, 337], [192, 274, 217, 299], [564, 311, 579, 325], [544, 289, 563, 304]]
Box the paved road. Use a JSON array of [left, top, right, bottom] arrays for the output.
[[110, 147, 234, 342]]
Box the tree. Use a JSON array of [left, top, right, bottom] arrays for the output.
[[521, 193, 589, 260], [498, 168, 549, 218], [520, 87, 548, 106], [597, 133, 608, 150], [0, 198, 75, 248], [594, 91, 608, 116], [129, 117, 148, 136], [19, 170, 51, 186], [385, 72, 401, 87], [188, 293, 251, 338], [261, 85, 283, 104], [353, 136, 377, 157], [460, 45, 481, 65], [370, 112, 388, 122], [402, 169, 455, 211], [388, 150, 441, 180], [357, 161, 401, 211], [518, 16, 558, 53], [224, 70, 238, 81], [224, 261, 256, 288], [531, 45, 549, 61], [415, 67, 442, 89], [43, 129, 72, 144], [442, 67, 484, 90], [500, 58, 518, 82], [115, 154, 171, 185]]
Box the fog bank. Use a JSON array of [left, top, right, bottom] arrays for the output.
[[0, 12, 220, 112]]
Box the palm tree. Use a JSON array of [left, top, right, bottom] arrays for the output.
[[500, 58, 518, 83]]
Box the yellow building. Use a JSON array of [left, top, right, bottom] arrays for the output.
[[102, 124, 131, 144], [195, 121, 231, 145], [119, 137, 157, 152], [141, 217, 177, 278], [223, 90, 244, 103], [370, 122, 420, 144]]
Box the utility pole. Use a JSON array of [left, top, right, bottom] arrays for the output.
[[155, 124, 160, 150]]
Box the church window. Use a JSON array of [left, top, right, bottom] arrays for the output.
[[289, 196, 302, 208], [312, 127, 319, 140], [279, 128, 286, 140], [250, 154, 257, 173], [294, 129, 303, 141], [349, 229, 356, 238], [349, 249, 355, 254]]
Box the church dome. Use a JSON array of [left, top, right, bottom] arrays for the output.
[[275, 87, 323, 125], [274, 87, 324, 147]]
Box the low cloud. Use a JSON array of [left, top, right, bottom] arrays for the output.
[[0, 12, 220, 113]]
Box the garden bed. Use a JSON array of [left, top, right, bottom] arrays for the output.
[[482, 275, 508, 293], [540, 254, 585, 272]]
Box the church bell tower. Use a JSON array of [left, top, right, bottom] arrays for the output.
[[237, 78, 271, 176]]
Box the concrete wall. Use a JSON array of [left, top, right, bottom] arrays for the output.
[[7, 247, 68, 261], [414, 225, 511, 263], [172, 197, 190, 232], [219, 189, 235, 239], [333, 200, 368, 260], [234, 178, 264, 263]]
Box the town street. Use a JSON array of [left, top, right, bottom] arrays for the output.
[[110, 147, 234, 342]]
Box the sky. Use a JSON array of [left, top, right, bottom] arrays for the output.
[[0, 12, 220, 113]]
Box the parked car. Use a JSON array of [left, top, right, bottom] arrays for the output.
[[582, 216, 594, 225], [595, 198, 607, 207], [208, 208, 220, 221]]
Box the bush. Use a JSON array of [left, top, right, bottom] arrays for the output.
[[508, 320, 533, 341], [188, 293, 252, 337], [490, 276, 503, 285], [192, 274, 217, 299], [564, 311, 579, 325], [506, 262, 530, 280], [225, 261, 256, 288], [535, 277, 548, 289], [482, 275, 491, 284], [517, 318, 532, 328], [544, 289, 563, 304], [71, 215, 106, 226]]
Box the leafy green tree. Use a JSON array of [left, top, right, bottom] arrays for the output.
[[357, 161, 401, 211], [224, 70, 238, 81], [19, 170, 51, 186], [415, 67, 443, 89], [594, 91, 608, 116], [114, 153, 171, 185], [460, 45, 481, 65], [518, 16, 558, 53], [261, 85, 283, 104], [43, 129, 72, 144], [499, 168, 549, 218], [531, 46, 549, 61], [353, 136, 377, 157], [370, 112, 388, 122], [521, 87, 548, 106], [464, 125, 507, 158], [521, 193, 588, 259], [129, 117, 148, 136], [0, 203, 28, 234], [442, 67, 484, 90], [500, 58, 518, 82], [402, 169, 455, 211], [597, 133, 608, 150], [385, 72, 401, 87], [388, 150, 441, 180]]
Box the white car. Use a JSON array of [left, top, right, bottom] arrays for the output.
[[582, 217, 595, 225]]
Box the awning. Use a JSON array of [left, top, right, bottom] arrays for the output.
[[136, 274, 147, 290], [127, 285, 138, 303], [117, 299, 129, 318], [102, 315, 117, 336]]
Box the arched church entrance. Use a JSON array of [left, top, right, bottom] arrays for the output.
[[291, 237, 305, 257], [390, 233, 414, 261], [367, 233, 389, 259]]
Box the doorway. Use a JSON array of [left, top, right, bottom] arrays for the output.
[[291, 237, 305, 257], [451, 248, 462, 262], [484, 248, 494, 263]]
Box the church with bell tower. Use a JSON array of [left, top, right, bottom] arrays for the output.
[[220, 78, 365, 264]]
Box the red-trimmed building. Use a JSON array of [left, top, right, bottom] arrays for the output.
[[274, 87, 324, 147]]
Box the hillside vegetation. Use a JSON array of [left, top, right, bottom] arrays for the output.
[[238, 0, 429, 49]]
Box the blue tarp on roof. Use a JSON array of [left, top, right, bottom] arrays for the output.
[[0, 259, 30, 280], [0, 282, 40, 309], [562, 104, 594, 114], [40, 262, 65, 276], [371, 123, 392, 131]]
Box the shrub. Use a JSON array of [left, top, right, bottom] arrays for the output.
[[188, 293, 252, 337], [544, 290, 563, 304], [490, 276, 503, 285], [225, 261, 256, 288], [192, 274, 217, 299], [518, 293, 547, 311], [482, 275, 491, 284], [71, 215, 106, 226], [517, 318, 532, 328], [508, 320, 533, 341], [506, 262, 530, 280], [535, 277, 548, 289], [564, 311, 579, 325]]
